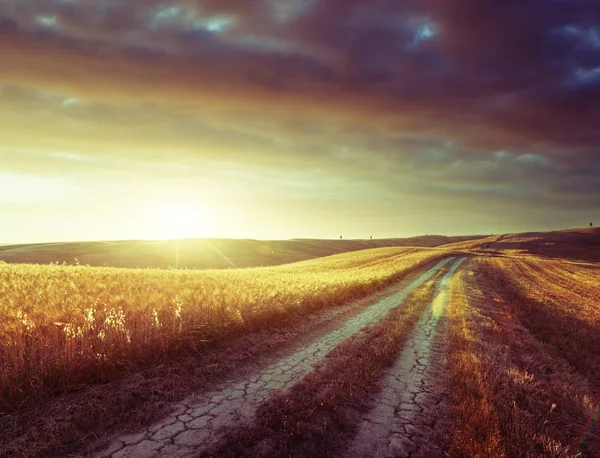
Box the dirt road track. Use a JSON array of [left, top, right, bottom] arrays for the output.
[[94, 258, 456, 458], [345, 257, 465, 458]]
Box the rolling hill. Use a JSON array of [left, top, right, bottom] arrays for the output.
[[0, 235, 484, 269], [441, 227, 600, 261]]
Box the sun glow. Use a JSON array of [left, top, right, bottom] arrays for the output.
[[143, 201, 216, 240]]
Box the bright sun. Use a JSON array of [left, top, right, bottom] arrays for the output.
[[143, 202, 215, 240]]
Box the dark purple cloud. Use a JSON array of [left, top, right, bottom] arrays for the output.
[[1, 0, 599, 216]]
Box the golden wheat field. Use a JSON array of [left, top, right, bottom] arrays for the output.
[[479, 257, 600, 388], [0, 247, 448, 412]]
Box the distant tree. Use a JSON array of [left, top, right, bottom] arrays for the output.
[[340, 235, 343, 239], [591, 222, 594, 227], [370, 235, 372, 240]]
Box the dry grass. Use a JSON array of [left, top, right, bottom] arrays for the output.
[[447, 258, 600, 457], [0, 247, 447, 414], [204, 267, 446, 457]]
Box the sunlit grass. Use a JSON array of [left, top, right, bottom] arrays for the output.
[[0, 247, 448, 411]]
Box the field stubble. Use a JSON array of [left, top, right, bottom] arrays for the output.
[[447, 256, 600, 457]]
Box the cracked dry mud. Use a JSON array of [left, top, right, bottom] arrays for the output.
[[94, 257, 455, 458], [346, 257, 465, 458]]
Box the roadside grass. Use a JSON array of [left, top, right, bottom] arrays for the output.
[[0, 248, 451, 457], [203, 265, 447, 458], [447, 258, 600, 457]]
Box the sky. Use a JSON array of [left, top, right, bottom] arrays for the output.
[[1, 0, 599, 242]]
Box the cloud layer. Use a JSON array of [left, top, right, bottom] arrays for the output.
[[1, 0, 599, 240]]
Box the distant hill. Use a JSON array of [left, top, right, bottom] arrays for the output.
[[441, 227, 600, 262], [0, 235, 485, 269]]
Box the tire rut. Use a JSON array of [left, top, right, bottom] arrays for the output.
[[345, 257, 465, 458], [94, 257, 455, 458]]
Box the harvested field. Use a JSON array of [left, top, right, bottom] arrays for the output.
[[447, 257, 600, 457]]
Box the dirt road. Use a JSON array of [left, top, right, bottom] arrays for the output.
[[345, 257, 465, 457], [95, 258, 457, 458]]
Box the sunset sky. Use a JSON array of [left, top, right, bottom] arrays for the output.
[[1, 1, 599, 243]]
